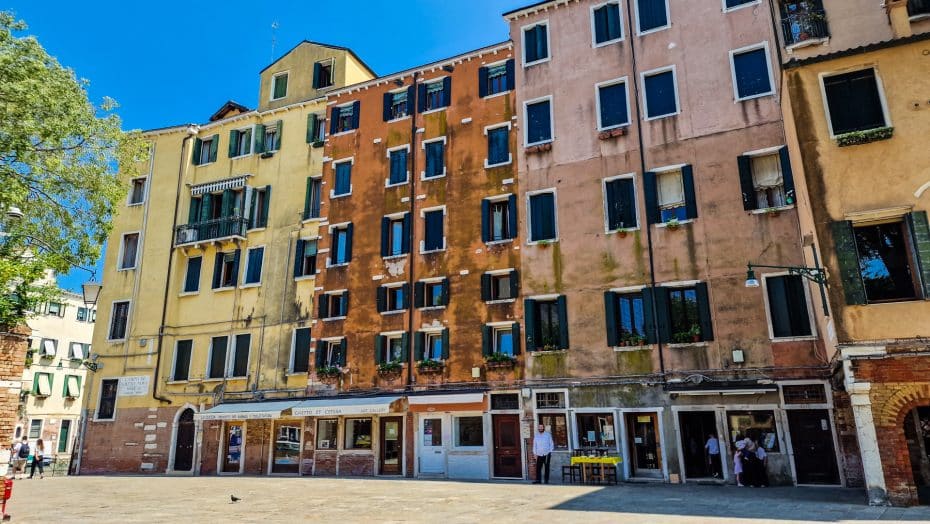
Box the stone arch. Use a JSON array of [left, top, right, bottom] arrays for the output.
[[873, 385, 930, 506], [875, 384, 930, 427]]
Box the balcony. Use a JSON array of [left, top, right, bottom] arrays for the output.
[[175, 216, 248, 246], [781, 9, 830, 49]]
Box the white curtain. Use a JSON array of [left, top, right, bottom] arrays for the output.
[[657, 171, 684, 207]]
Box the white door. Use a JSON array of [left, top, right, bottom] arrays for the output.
[[419, 416, 446, 475]]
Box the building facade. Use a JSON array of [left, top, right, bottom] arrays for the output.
[[776, 0, 930, 505]]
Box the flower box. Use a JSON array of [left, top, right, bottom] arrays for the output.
[[598, 127, 628, 140], [525, 142, 552, 154], [485, 356, 517, 370], [316, 366, 342, 382], [835, 126, 893, 147], [417, 359, 444, 374]]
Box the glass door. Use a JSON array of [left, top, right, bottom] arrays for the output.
[[380, 417, 403, 475], [271, 421, 301, 474], [223, 422, 243, 473], [626, 412, 662, 478]]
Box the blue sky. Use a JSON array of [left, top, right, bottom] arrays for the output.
[[6, 0, 524, 291]]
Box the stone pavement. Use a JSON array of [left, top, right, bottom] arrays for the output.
[[6, 476, 930, 523]]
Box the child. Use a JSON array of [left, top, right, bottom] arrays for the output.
[[734, 440, 745, 487]]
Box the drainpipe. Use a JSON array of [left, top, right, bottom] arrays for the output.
[[152, 124, 200, 405], [624, 0, 665, 376], [406, 72, 421, 387]]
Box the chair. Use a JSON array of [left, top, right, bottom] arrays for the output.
[[561, 464, 581, 483], [603, 465, 618, 485]]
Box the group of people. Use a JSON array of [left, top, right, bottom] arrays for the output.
[[704, 432, 768, 487], [9, 436, 46, 480]]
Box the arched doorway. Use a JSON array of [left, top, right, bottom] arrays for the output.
[[173, 409, 196, 472], [904, 406, 930, 505]]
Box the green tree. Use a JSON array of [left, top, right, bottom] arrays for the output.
[[0, 12, 147, 328]]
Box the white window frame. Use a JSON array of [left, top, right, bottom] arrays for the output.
[[380, 330, 406, 362], [386, 86, 412, 121], [421, 329, 445, 361], [117, 231, 141, 271], [595, 76, 631, 131], [420, 276, 447, 310], [330, 157, 355, 199], [818, 66, 892, 139], [760, 272, 818, 342], [485, 268, 517, 303], [270, 71, 289, 101], [722, 0, 761, 12], [127, 176, 148, 206], [487, 321, 516, 355], [640, 65, 680, 121], [591, 1, 625, 47], [318, 337, 344, 367], [94, 378, 119, 421], [231, 125, 254, 158], [326, 222, 352, 268], [385, 144, 411, 187], [484, 122, 513, 168], [226, 332, 251, 379], [419, 205, 448, 254], [523, 95, 555, 147], [197, 136, 216, 166], [729, 41, 776, 102], [484, 193, 515, 244], [634, 0, 671, 35], [204, 336, 230, 380], [288, 327, 313, 374], [241, 245, 265, 288], [601, 172, 640, 233], [521, 20, 551, 67], [381, 282, 407, 314], [321, 289, 349, 320], [452, 414, 486, 451], [107, 300, 131, 342], [482, 59, 512, 99], [169, 339, 193, 383], [420, 136, 448, 180], [332, 101, 358, 136], [526, 188, 559, 245]]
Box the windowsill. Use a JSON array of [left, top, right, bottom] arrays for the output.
[[529, 348, 568, 354], [302, 217, 325, 224], [643, 111, 680, 122], [127, 202, 144, 207], [421, 107, 448, 116], [386, 179, 410, 188], [485, 299, 516, 305], [248, 227, 266, 233], [380, 310, 406, 316], [655, 219, 694, 229], [195, 161, 216, 167], [419, 305, 446, 311], [107, 338, 127, 343], [294, 275, 316, 282], [667, 341, 709, 348], [213, 286, 236, 293], [240, 283, 262, 289], [330, 192, 352, 199], [387, 115, 412, 123], [178, 291, 200, 297], [735, 91, 775, 103], [420, 172, 447, 181], [93, 418, 116, 423], [527, 239, 559, 246], [322, 316, 347, 322], [486, 239, 514, 246], [117, 266, 136, 272], [202, 378, 224, 383], [484, 159, 513, 169], [771, 336, 817, 343], [286, 371, 309, 377], [523, 57, 551, 68], [165, 380, 189, 385], [597, 123, 631, 133], [637, 24, 671, 37], [606, 227, 640, 235], [225, 376, 247, 380], [330, 130, 357, 138], [230, 154, 253, 160], [593, 37, 624, 48], [482, 90, 511, 100], [750, 205, 795, 214], [723, 0, 761, 12], [785, 37, 829, 53], [525, 139, 553, 148], [383, 254, 409, 260], [613, 345, 652, 352], [327, 262, 350, 268], [420, 248, 446, 255]]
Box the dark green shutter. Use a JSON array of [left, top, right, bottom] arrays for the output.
[[192, 138, 202, 165], [294, 239, 305, 277], [401, 333, 409, 361], [376, 286, 386, 313], [259, 186, 271, 227], [695, 282, 714, 341], [345, 223, 354, 262], [644, 171, 659, 224], [329, 107, 340, 135], [556, 295, 569, 349], [654, 287, 671, 343], [505, 59, 515, 91], [209, 134, 219, 162], [441, 278, 449, 306], [318, 294, 330, 319], [228, 130, 238, 157], [303, 178, 313, 219], [509, 269, 519, 299], [604, 291, 619, 347], [312, 62, 321, 88], [417, 83, 427, 113], [274, 120, 283, 150], [306, 114, 317, 143], [315, 341, 325, 368], [188, 197, 201, 223], [482, 325, 492, 356], [254, 124, 265, 154], [221, 189, 234, 217], [478, 66, 489, 98], [512, 323, 522, 355], [481, 199, 490, 242], [414, 332, 424, 361], [381, 216, 390, 256], [383, 92, 392, 121], [508, 194, 518, 239], [737, 155, 756, 211], [442, 76, 452, 107], [524, 299, 537, 351], [402, 283, 410, 309], [401, 213, 411, 254], [441, 328, 450, 359], [908, 211, 930, 298], [351, 101, 360, 129], [481, 273, 492, 301], [642, 287, 656, 344], [831, 220, 867, 305], [211, 253, 223, 289], [232, 249, 241, 283], [199, 194, 212, 222], [414, 281, 425, 308], [339, 338, 347, 367], [374, 335, 384, 364], [779, 146, 796, 206], [682, 164, 698, 220]]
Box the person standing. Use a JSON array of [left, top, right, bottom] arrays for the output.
[[704, 433, 721, 478], [29, 438, 44, 479], [756, 445, 769, 487], [532, 423, 554, 484], [733, 440, 745, 487], [12, 437, 28, 480]]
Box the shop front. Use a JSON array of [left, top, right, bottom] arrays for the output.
[[408, 392, 492, 480]]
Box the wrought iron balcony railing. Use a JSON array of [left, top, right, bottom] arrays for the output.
[[781, 10, 830, 47], [175, 216, 248, 246]]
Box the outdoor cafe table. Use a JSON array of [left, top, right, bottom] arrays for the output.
[[570, 455, 622, 484]]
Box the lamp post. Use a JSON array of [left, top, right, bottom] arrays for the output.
[[745, 261, 830, 317]]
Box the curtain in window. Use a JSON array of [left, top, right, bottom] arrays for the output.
[[657, 172, 684, 207]]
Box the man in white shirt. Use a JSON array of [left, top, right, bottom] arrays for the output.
[[532, 424, 555, 484], [704, 433, 721, 478]]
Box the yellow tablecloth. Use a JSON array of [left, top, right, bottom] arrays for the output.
[[570, 456, 622, 484]]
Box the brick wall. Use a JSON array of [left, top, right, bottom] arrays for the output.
[[314, 450, 337, 475], [80, 406, 175, 474], [200, 420, 222, 475], [243, 420, 270, 475], [338, 453, 374, 476], [832, 390, 864, 488], [0, 327, 29, 443]]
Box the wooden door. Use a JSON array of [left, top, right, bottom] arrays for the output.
[[380, 417, 403, 475], [173, 409, 195, 471], [492, 414, 522, 478], [787, 410, 840, 485]]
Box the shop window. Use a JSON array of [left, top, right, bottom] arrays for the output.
[[727, 410, 780, 452], [575, 413, 616, 448], [455, 416, 484, 447], [345, 418, 373, 450], [538, 413, 569, 450], [316, 419, 337, 450], [535, 392, 565, 409], [272, 423, 301, 474]]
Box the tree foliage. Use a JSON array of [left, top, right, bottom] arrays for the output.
[[0, 12, 147, 328]]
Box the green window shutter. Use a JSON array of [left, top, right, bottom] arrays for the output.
[[374, 335, 384, 364], [695, 282, 714, 341], [228, 130, 239, 157], [307, 114, 317, 143], [737, 155, 756, 211], [509, 270, 519, 299], [441, 328, 450, 359], [831, 220, 867, 305], [778, 146, 796, 205], [315, 341, 325, 368], [414, 332, 424, 361], [221, 189, 234, 217], [339, 338, 348, 367], [260, 185, 271, 228], [376, 286, 386, 313], [312, 62, 321, 89], [209, 134, 219, 162], [604, 291, 619, 347], [441, 278, 450, 306], [556, 295, 569, 349], [401, 333, 409, 361], [654, 288, 671, 343], [254, 124, 265, 154], [643, 171, 659, 224], [524, 298, 538, 351], [908, 211, 930, 298], [303, 178, 312, 220], [512, 322, 522, 355], [414, 281, 425, 308], [642, 287, 669, 344], [481, 325, 492, 356], [188, 197, 201, 223], [211, 253, 223, 289], [199, 194, 212, 222], [192, 138, 202, 165], [274, 120, 283, 150], [481, 273, 491, 301], [318, 294, 330, 319], [682, 164, 698, 219]]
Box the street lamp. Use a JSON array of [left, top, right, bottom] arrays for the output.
[[81, 277, 102, 307], [744, 262, 829, 316]]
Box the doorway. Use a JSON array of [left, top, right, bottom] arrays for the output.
[[626, 412, 662, 478], [173, 409, 195, 472], [678, 411, 719, 480], [787, 409, 840, 485], [904, 406, 930, 504], [380, 417, 403, 475], [420, 416, 445, 476], [492, 414, 522, 478], [222, 422, 244, 473], [271, 421, 301, 474]]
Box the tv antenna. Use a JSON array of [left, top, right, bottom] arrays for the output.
[[271, 21, 279, 60]]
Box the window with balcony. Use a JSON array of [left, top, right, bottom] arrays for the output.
[[781, 1, 829, 47]]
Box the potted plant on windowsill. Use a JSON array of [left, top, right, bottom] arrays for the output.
[[316, 366, 342, 382], [688, 324, 702, 342], [417, 359, 444, 374], [485, 353, 517, 370], [377, 360, 403, 380], [664, 218, 681, 230]]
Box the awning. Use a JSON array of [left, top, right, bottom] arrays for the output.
[[408, 393, 484, 405], [190, 175, 249, 196], [292, 396, 400, 417], [194, 400, 299, 421]]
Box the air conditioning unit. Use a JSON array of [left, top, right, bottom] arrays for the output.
[[177, 229, 198, 244]]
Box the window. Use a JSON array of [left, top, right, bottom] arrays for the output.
[[207, 336, 228, 379], [109, 301, 130, 340], [479, 60, 514, 98], [333, 160, 352, 196], [316, 419, 337, 449], [229, 127, 252, 157], [486, 124, 511, 166], [525, 98, 553, 146], [482, 270, 518, 302], [420, 331, 446, 361], [97, 379, 118, 420], [380, 333, 407, 364], [69, 342, 89, 360], [536, 392, 566, 409], [291, 328, 311, 373], [77, 306, 93, 322], [525, 296, 568, 350], [523, 22, 549, 65], [765, 275, 813, 338], [193, 135, 217, 166], [40, 338, 57, 357], [597, 79, 629, 130], [730, 44, 774, 100], [604, 291, 647, 346], [306, 113, 326, 145], [725, 0, 758, 9], [257, 122, 281, 153], [727, 410, 780, 452], [313, 60, 334, 89], [491, 393, 520, 410], [29, 419, 42, 439], [319, 291, 349, 319], [656, 169, 687, 223], [212, 250, 240, 289], [63, 375, 81, 398], [129, 178, 146, 205], [304, 177, 322, 219], [388, 147, 409, 185], [604, 176, 637, 231], [385, 88, 411, 120], [119, 233, 139, 270], [249, 186, 270, 229], [183, 256, 202, 293], [271, 72, 288, 100], [823, 68, 888, 136], [539, 413, 569, 450], [455, 417, 484, 447], [485, 324, 516, 356], [294, 239, 318, 278], [738, 148, 795, 210], [782, 384, 827, 404], [423, 138, 446, 179], [58, 420, 72, 453], [415, 279, 448, 309], [330, 224, 353, 266], [854, 221, 921, 302], [592, 2, 623, 45], [421, 79, 449, 112], [642, 68, 678, 119], [377, 284, 408, 313], [173, 340, 192, 381], [229, 333, 250, 378], [636, 0, 669, 33], [482, 195, 517, 242], [381, 214, 410, 257], [46, 301, 64, 317], [316, 339, 346, 368], [422, 209, 445, 252], [576, 413, 616, 448], [331, 102, 359, 134], [528, 191, 557, 242], [909, 0, 930, 17], [345, 418, 372, 450], [243, 247, 264, 285], [33, 373, 52, 396]]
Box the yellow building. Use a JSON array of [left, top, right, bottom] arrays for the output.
[[777, 0, 930, 506], [77, 42, 374, 474]]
